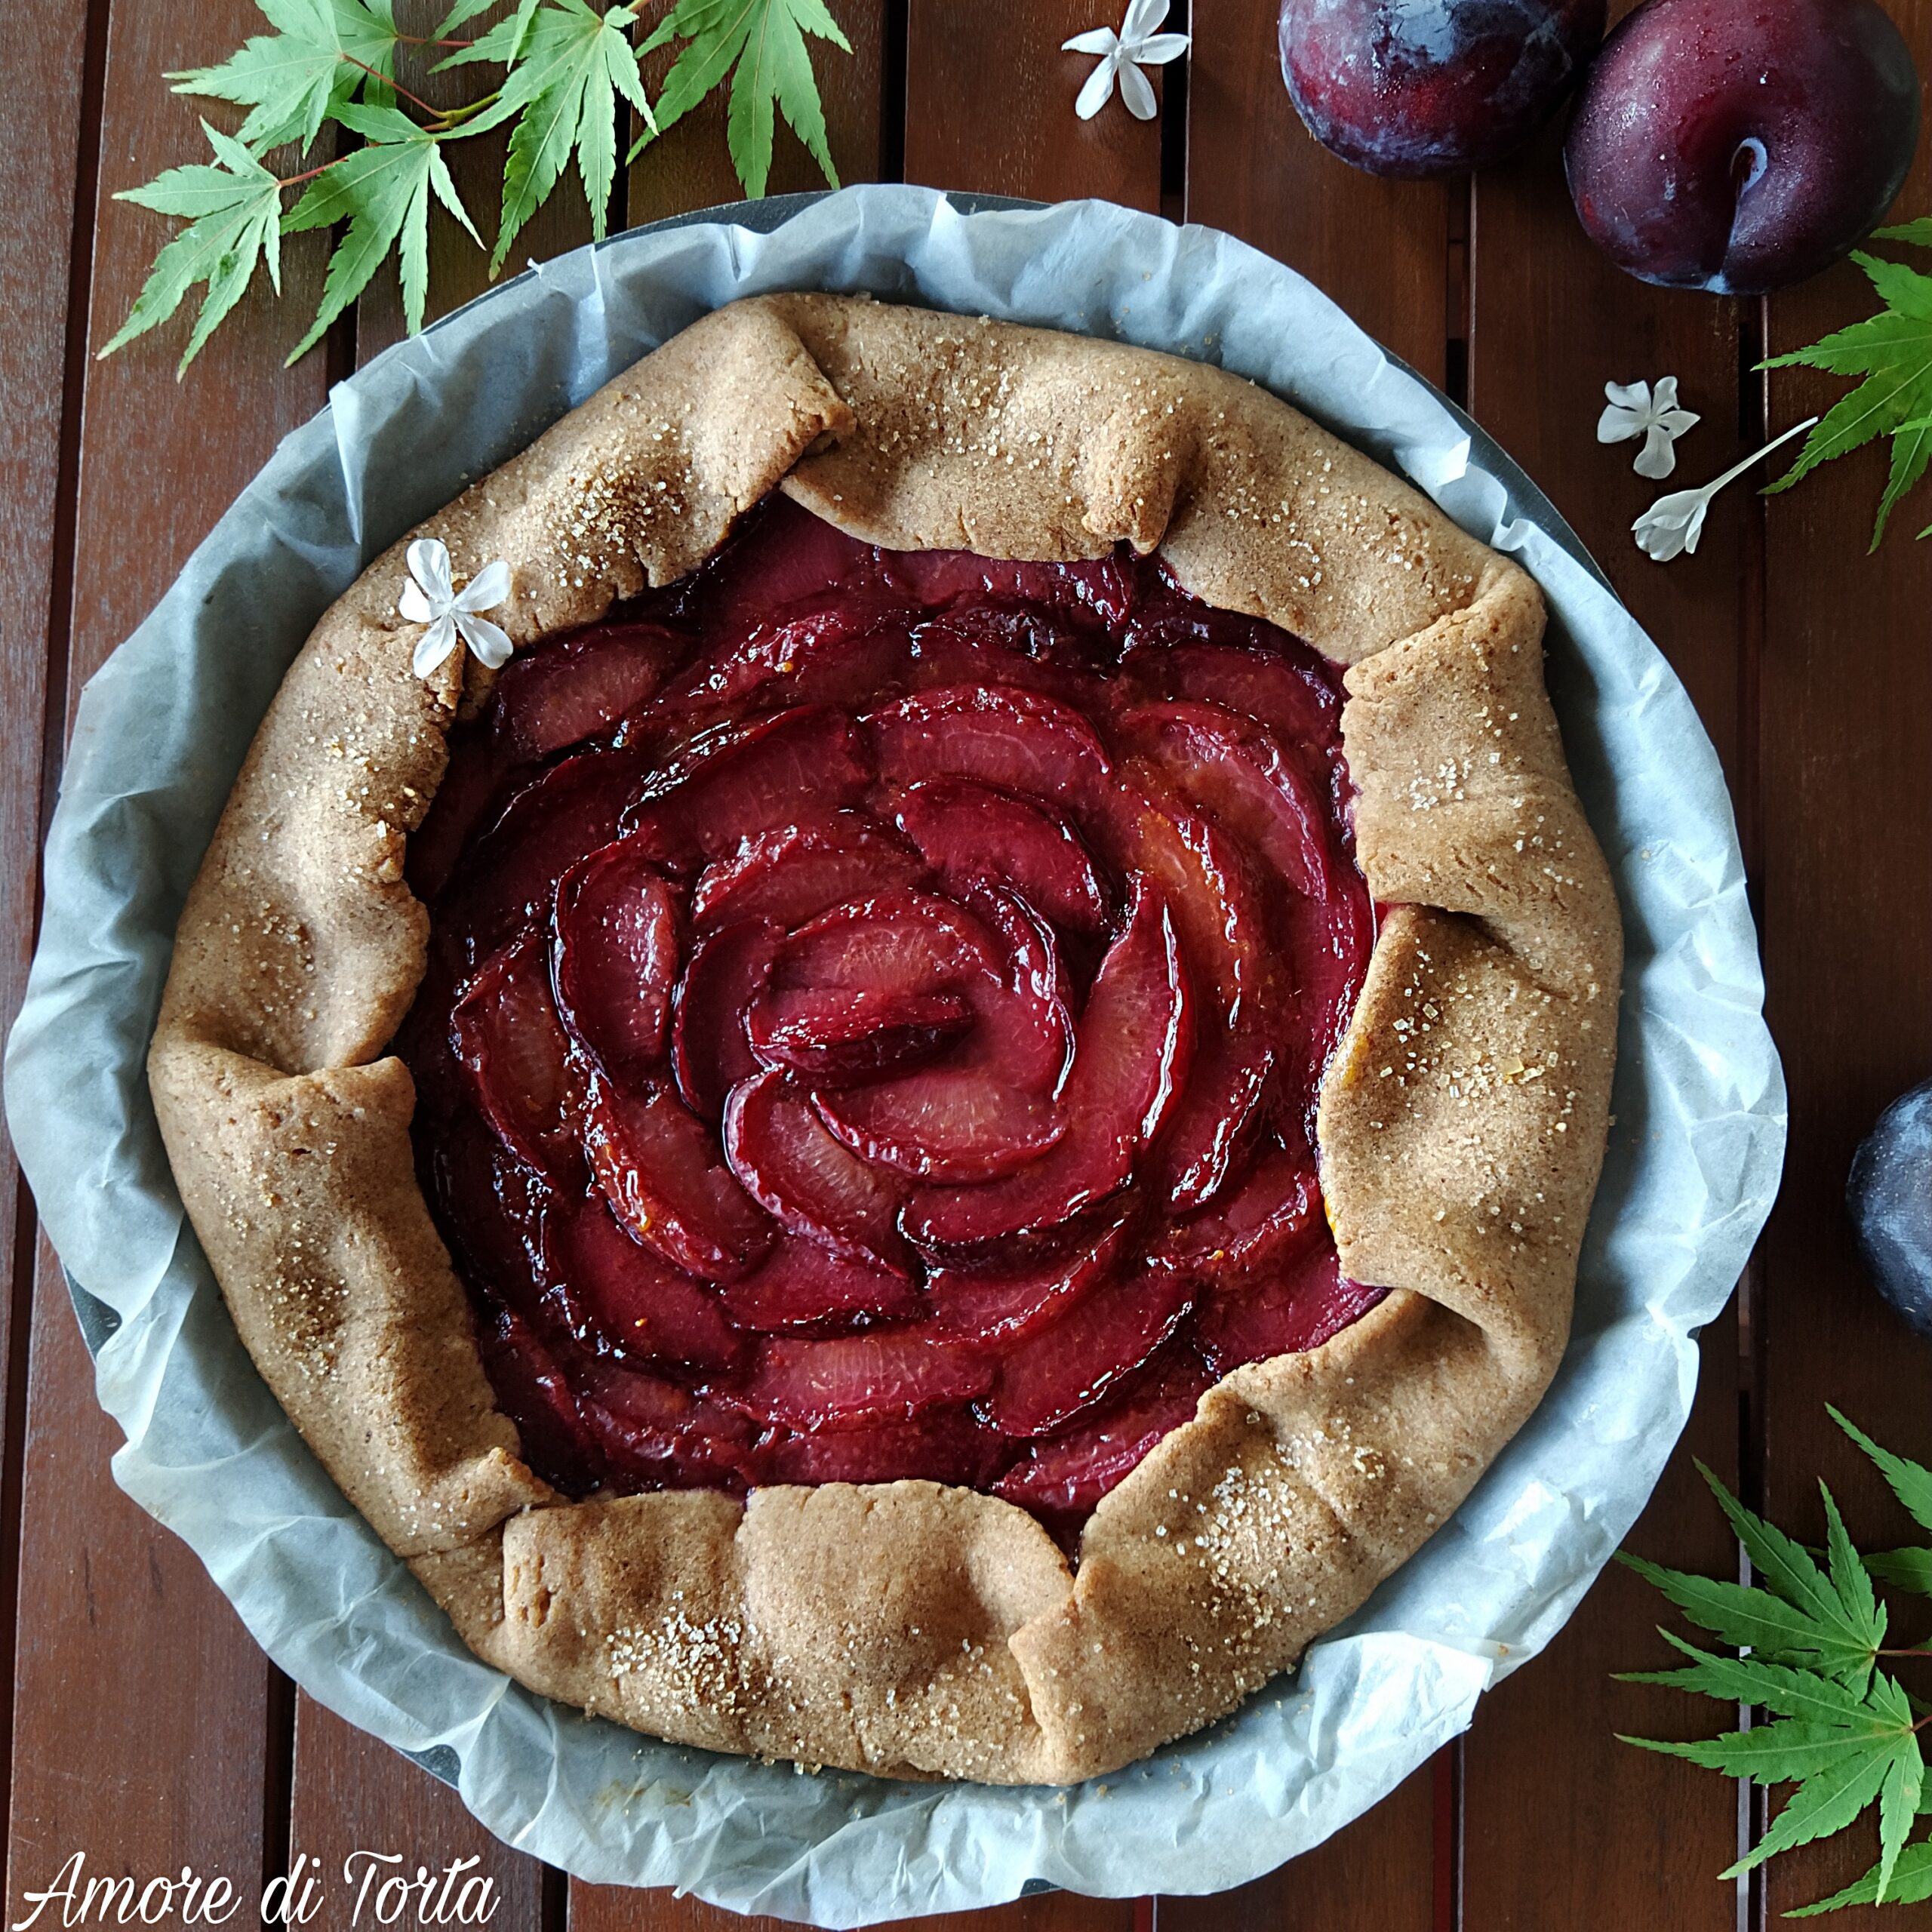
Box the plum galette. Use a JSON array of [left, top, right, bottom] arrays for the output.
[[149, 294, 1620, 1784]]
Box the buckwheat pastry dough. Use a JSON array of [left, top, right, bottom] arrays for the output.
[[149, 294, 1620, 1784]]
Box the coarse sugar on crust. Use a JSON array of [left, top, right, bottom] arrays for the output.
[[149, 294, 1621, 1784]]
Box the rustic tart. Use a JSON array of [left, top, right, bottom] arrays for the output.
[[148, 294, 1620, 1785]]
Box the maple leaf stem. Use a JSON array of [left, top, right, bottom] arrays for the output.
[[341, 53, 441, 118]]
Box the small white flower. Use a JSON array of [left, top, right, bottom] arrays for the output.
[[1633, 415, 1820, 563], [1598, 377, 1701, 480], [1064, 0, 1189, 122], [398, 537, 514, 678]]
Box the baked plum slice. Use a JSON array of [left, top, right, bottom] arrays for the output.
[[758, 1408, 1006, 1488], [718, 1232, 923, 1331], [1153, 1143, 1321, 1285], [1150, 1029, 1276, 1211], [746, 987, 973, 1083], [451, 929, 581, 1179], [1128, 638, 1340, 747], [891, 778, 1110, 936], [653, 599, 914, 727], [475, 1303, 605, 1493], [1119, 700, 1331, 897], [492, 619, 685, 764], [722, 1069, 910, 1273], [690, 492, 881, 637], [869, 685, 1113, 814], [453, 746, 651, 950], [583, 1069, 772, 1282], [572, 1355, 759, 1490], [737, 1329, 992, 1431], [621, 706, 871, 866], [989, 1266, 1197, 1437], [924, 1212, 1131, 1344], [906, 879, 1192, 1246], [551, 840, 680, 1076], [994, 1344, 1212, 1524], [691, 814, 924, 933], [801, 892, 1072, 1181], [1195, 1244, 1386, 1374], [546, 1192, 742, 1371], [671, 918, 780, 1119]]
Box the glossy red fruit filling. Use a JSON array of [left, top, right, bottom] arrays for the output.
[[401, 494, 1381, 1537]]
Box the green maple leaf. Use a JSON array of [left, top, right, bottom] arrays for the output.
[[1761, 244, 1932, 550], [634, 0, 851, 199], [281, 104, 478, 356], [1620, 1630, 1881, 1725], [1789, 1839, 1932, 1918], [100, 121, 284, 372], [453, 0, 654, 272], [171, 0, 400, 155], [1834, 1406, 1932, 1537]]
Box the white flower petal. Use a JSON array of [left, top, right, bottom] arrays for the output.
[[1063, 26, 1119, 53], [398, 579, 438, 623], [1603, 380, 1651, 414], [1657, 407, 1701, 439], [412, 614, 458, 677], [1121, 0, 1169, 42], [1650, 376, 1681, 411], [1633, 425, 1679, 480], [1118, 58, 1159, 118], [406, 537, 454, 605], [1075, 55, 1118, 119], [1132, 32, 1189, 62], [456, 558, 512, 611], [1597, 405, 1642, 445], [456, 611, 515, 669]]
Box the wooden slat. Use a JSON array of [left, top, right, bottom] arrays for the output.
[[629, 1, 888, 226], [1757, 3, 1932, 1917], [1186, 0, 1450, 384], [575, 1887, 1136, 1930], [7, 0, 339, 1912], [1456, 57, 1755, 1921], [1158, 1763, 1437, 1932], [6, 1244, 275, 1915], [285, 1700, 548, 1930], [357, 0, 600, 364], [906, 0, 1163, 211], [0, 0, 93, 1887]]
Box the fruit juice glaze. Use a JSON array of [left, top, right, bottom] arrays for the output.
[[398, 495, 1383, 1543]]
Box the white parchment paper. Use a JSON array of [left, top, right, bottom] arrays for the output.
[[3, 186, 1785, 1926]]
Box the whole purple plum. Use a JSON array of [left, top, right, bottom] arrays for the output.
[[1848, 1080, 1932, 1343], [1278, 0, 1608, 178], [1566, 0, 1921, 294]]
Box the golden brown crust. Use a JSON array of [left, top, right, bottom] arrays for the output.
[[148, 294, 1620, 1783]]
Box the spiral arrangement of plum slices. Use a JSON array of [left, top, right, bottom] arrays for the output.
[[399, 495, 1383, 1542]]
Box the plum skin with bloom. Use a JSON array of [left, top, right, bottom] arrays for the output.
[[1278, 0, 1607, 179], [1565, 0, 1921, 296], [1847, 1080, 1932, 1343]]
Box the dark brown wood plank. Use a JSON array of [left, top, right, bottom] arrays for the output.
[[1186, 0, 1450, 384], [6, 1241, 275, 1917], [574, 1885, 1136, 1930], [357, 0, 600, 363], [0, 0, 94, 1887], [8, 0, 339, 1911], [285, 1700, 548, 1930], [1456, 35, 1753, 1917], [906, 0, 1163, 211], [1758, 2, 1932, 1918], [629, 1, 888, 225], [1158, 1761, 1437, 1932]]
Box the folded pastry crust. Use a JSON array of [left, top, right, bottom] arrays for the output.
[[149, 294, 1620, 1784]]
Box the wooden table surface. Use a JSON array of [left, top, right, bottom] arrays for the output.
[[3, 1, 1928, 1926]]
